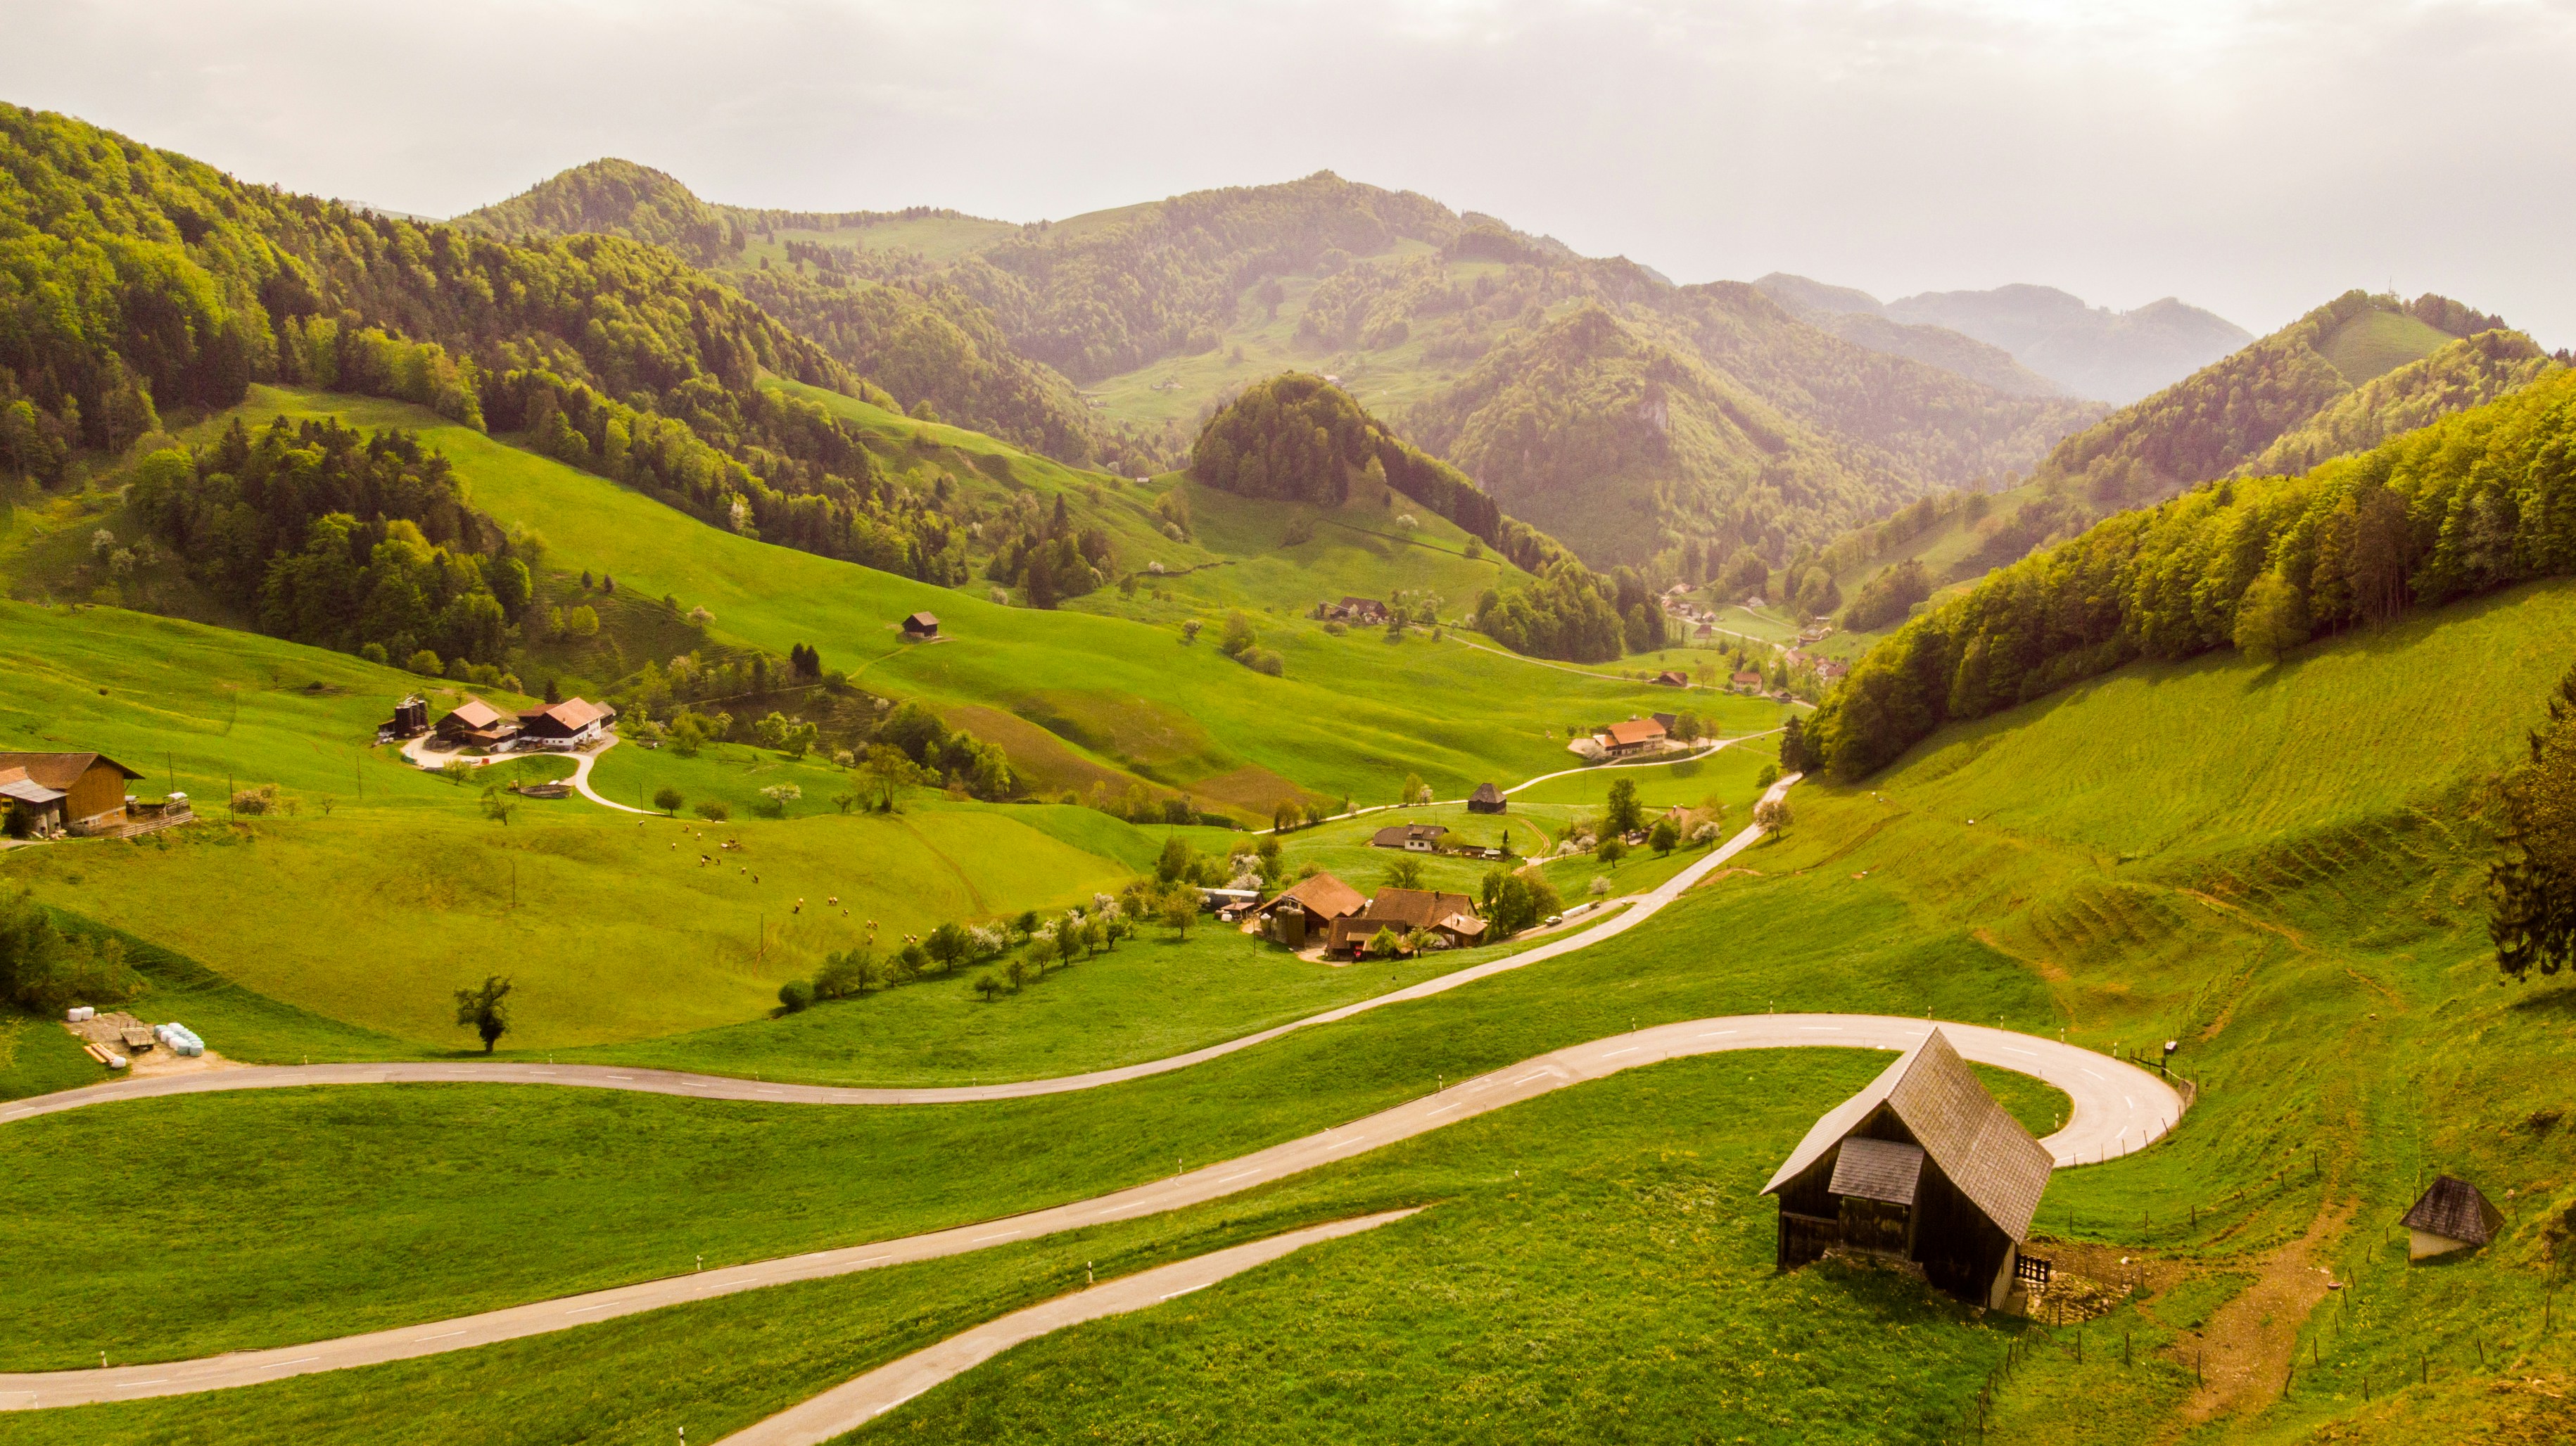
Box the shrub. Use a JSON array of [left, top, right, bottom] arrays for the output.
[[754, 783, 801, 818], [777, 978, 814, 1013], [231, 784, 286, 816], [0, 891, 139, 1013], [1590, 875, 1613, 895], [813, 949, 874, 999], [972, 973, 1005, 1002], [405, 649, 443, 676], [652, 785, 684, 816], [693, 800, 730, 821]]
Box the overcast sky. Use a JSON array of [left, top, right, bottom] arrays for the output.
[[8, 0, 2573, 343]]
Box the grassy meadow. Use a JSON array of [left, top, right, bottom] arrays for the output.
[[3, 576, 2572, 1440]]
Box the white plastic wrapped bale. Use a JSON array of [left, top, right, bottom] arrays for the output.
[[67, 1006, 94, 1022], [156, 1022, 205, 1058]]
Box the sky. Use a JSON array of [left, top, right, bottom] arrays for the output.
[[6, 0, 2573, 343]]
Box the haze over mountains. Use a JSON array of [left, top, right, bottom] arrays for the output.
[[1753, 274, 2252, 405]]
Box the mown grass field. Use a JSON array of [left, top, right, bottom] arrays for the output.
[[208, 386, 1762, 810], [4, 576, 2570, 1441], [2318, 308, 2454, 385], [0, 1051, 2063, 1446]]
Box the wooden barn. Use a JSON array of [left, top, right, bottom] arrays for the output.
[[0, 752, 144, 837], [435, 697, 517, 748], [902, 611, 941, 638], [1467, 782, 1507, 815], [1761, 1029, 2054, 1308], [516, 697, 616, 747], [2400, 1175, 2505, 1260], [1254, 872, 1367, 948]]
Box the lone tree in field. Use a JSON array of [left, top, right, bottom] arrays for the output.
[[1649, 817, 1680, 856], [653, 785, 683, 816], [1778, 716, 1808, 775], [1755, 797, 1794, 837], [1159, 890, 1196, 940], [453, 975, 514, 1054], [2492, 662, 2576, 980], [1605, 778, 1643, 836]]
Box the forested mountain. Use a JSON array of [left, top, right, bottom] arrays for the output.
[[1400, 294, 2096, 566], [1756, 275, 2251, 404], [1191, 374, 1658, 662], [1808, 367, 2576, 778], [1751, 275, 2061, 396], [2235, 328, 2558, 477], [455, 161, 1134, 468]]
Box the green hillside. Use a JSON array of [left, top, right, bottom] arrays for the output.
[[2240, 329, 2556, 476], [1812, 366, 2576, 779], [2316, 307, 2453, 383]]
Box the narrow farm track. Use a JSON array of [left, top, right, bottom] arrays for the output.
[[5, 775, 1806, 1123], [0, 1015, 2178, 1409], [712, 1211, 1421, 1446]]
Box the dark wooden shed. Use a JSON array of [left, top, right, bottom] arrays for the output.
[[2401, 1175, 2505, 1260], [902, 611, 941, 638], [1761, 1028, 2054, 1308], [1467, 782, 1506, 814]]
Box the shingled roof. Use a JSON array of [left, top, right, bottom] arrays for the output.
[[0, 752, 140, 789], [1264, 872, 1366, 922], [1763, 1029, 2054, 1242], [2401, 1175, 2505, 1246]]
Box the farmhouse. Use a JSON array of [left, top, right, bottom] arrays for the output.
[[1761, 1029, 2054, 1309], [1595, 718, 1668, 758], [1654, 670, 1688, 687], [1254, 871, 1368, 948], [1328, 886, 1483, 956], [903, 611, 941, 638], [0, 752, 144, 837], [1730, 670, 1765, 692], [516, 697, 616, 747], [1371, 823, 1449, 851], [1467, 782, 1507, 814], [1331, 596, 1391, 626], [436, 697, 518, 748], [2399, 1175, 2505, 1260]]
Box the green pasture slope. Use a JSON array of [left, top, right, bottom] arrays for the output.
[[210, 387, 1765, 812], [5, 580, 2572, 1440]]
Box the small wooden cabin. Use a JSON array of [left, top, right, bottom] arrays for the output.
[[1761, 1028, 2054, 1309], [1467, 783, 1507, 815], [0, 752, 143, 837], [2400, 1175, 2504, 1261], [902, 611, 941, 638]]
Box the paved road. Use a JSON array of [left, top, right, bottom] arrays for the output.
[[398, 732, 649, 815], [0, 1010, 2177, 1409], [713, 1210, 1419, 1446], [3, 776, 1810, 1124]]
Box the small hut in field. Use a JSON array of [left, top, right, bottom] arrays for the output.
[[2400, 1175, 2504, 1261], [1761, 1029, 2054, 1309]]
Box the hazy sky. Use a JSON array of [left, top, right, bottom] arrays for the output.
[[8, 0, 2573, 343]]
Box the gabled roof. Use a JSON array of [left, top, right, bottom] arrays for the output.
[[1763, 1029, 2054, 1242], [521, 697, 611, 729], [1829, 1136, 1924, 1206], [1436, 913, 1488, 939], [1468, 782, 1506, 804], [1602, 718, 1666, 747], [0, 751, 141, 788], [1265, 872, 1367, 921], [905, 611, 940, 628], [443, 697, 507, 730], [1354, 887, 1476, 932], [0, 767, 67, 805], [2401, 1175, 2505, 1245], [1371, 823, 1448, 846]]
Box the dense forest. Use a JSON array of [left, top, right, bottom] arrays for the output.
[[1808, 368, 2576, 778], [455, 160, 1136, 467], [0, 105, 1001, 586], [1190, 372, 1664, 660], [126, 417, 533, 674]]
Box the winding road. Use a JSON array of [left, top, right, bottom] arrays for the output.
[[0, 770, 2186, 1429], [396, 732, 648, 814], [0, 1012, 2178, 1411], [11, 773, 1794, 1123]]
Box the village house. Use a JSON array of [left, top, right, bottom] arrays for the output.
[[1328, 886, 1483, 956], [1466, 782, 1507, 815], [1761, 1029, 2054, 1309], [1653, 670, 1688, 687], [1327, 596, 1390, 626], [1595, 717, 1668, 759], [0, 752, 144, 837], [1371, 822, 1449, 852], [1730, 670, 1765, 692], [435, 697, 518, 749], [902, 611, 941, 639], [1253, 872, 1368, 949], [2399, 1175, 2506, 1261], [516, 697, 616, 748]]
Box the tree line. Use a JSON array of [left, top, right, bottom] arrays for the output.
[[1810, 369, 2576, 778]]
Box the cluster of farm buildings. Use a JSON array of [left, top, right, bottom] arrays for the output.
[[0, 751, 185, 839], [382, 694, 617, 752]]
